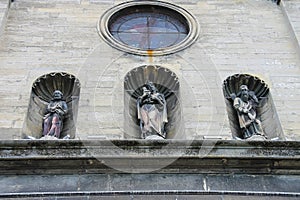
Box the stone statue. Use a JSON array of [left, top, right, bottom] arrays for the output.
[[232, 85, 265, 139], [137, 82, 168, 139], [42, 90, 68, 138]]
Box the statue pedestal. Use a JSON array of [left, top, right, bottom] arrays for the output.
[[246, 135, 267, 141], [145, 135, 165, 140], [40, 135, 59, 140]]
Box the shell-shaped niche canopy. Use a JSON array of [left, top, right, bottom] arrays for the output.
[[124, 65, 183, 139], [222, 74, 284, 140], [23, 72, 81, 139]]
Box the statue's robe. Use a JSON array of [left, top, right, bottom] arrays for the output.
[[42, 100, 68, 138], [233, 97, 263, 138], [137, 93, 168, 139]]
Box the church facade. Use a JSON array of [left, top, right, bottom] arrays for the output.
[[0, 0, 299, 198]]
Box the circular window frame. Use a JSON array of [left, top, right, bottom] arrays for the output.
[[97, 0, 200, 56]]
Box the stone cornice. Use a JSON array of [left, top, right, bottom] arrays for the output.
[[0, 140, 299, 174]]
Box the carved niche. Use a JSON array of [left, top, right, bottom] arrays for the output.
[[124, 65, 183, 139], [22, 72, 80, 139], [222, 74, 284, 140]]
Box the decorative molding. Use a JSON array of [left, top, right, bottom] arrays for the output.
[[0, 139, 299, 175]]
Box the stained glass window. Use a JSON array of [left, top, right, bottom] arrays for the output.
[[98, 1, 199, 56], [108, 5, 189, 50]]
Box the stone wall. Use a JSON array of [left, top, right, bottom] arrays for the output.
[[0, 0, 299, 140]]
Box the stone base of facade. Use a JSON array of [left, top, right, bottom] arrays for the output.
[[0, 139, 299, 199]]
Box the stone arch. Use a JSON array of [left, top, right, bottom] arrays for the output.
[[23, 72, 81, 139], [222, 74, 284, 140], [124, 65, 183, 139]]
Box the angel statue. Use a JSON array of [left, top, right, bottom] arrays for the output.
[[137, 82, 168, 139]]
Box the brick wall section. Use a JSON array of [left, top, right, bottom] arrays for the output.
[[0, 0, 299, 140]]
